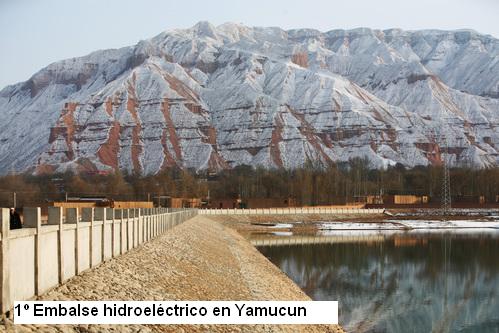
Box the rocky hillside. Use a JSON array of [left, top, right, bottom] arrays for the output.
[[0, 22, 498, 175]]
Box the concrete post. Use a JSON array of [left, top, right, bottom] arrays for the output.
[[134, 208, 138, 245], [144, 209, 148, 241], [138, 209, 142, 242], [24, 207, 41, 296], [48, 207, 64, 284], [137, 209, 142, 244], [136, 209, 141, 245], [157, 209, 159, 235], [110, 209, 115, 258], [126, 209, 131, 251], [131, 209, 136, 249], [82, 208, 94, 268], [153, 209, 156, 237], [146, 208, 151, 242], [151, 209, 154, 236], [125, 209, 130, 252], [148, 209, 151, 239], [143, 209, 147, 241], [144, 209, 147, 243], [149, 209, 153, 239], [1, 208, 11, 314], [96, 208, 106, 262], [143, 209, 146, 241], [120, 209, 125, 254], [150, 209, 153, 238], [148, 209, 152, 240], [152, 209, 155, 237], [135, 209, 140, 246], [66, 208, 79, 275]]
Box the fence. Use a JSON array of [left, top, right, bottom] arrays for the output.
[[199, 207, 385, 215], [0, 207, 197, 314]]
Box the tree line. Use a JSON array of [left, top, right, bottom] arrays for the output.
[[0, 159, 498, 207]]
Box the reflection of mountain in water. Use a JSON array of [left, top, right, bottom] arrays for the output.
[[258, 233, 499, 332]]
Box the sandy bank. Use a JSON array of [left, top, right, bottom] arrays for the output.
[[211, 213, 386, 237], [1, 216, 343, 333]]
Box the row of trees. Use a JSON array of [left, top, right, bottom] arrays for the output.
[[0, 159, 498, 207], [0, 168, 207, 207], [210, 161, 499, 206]]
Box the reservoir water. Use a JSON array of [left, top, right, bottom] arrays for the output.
[[257, 230, 499, 332]]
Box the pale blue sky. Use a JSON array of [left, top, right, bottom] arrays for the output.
[[1, 0, 498, 89]]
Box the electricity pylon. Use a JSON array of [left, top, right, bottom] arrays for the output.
[[441, 138, 452, 216]]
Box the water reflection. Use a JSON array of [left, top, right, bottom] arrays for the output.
[[258, 232, 499, 332]]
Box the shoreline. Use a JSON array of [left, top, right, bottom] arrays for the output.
[[212, 213, 499, 238]]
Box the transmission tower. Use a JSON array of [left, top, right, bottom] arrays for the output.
[[441, 138, 452, 216]]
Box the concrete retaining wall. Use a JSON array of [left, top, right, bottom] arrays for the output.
[[199, 207, 385, 215], [0, 207, 197, 314]]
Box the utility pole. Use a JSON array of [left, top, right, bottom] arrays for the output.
[[13, 192, 17, 208]]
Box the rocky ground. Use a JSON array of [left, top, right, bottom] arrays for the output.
[[1, 216, 343, 333]]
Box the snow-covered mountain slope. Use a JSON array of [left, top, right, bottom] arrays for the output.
[[0, 22, 498, 175]]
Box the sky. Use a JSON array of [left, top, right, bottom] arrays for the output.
[[1, 0, 498, 89]]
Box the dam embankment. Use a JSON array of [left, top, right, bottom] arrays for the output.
[[1, 215, 343, 333]]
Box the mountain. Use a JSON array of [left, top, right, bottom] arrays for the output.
[[0, 22, 498, 175]]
